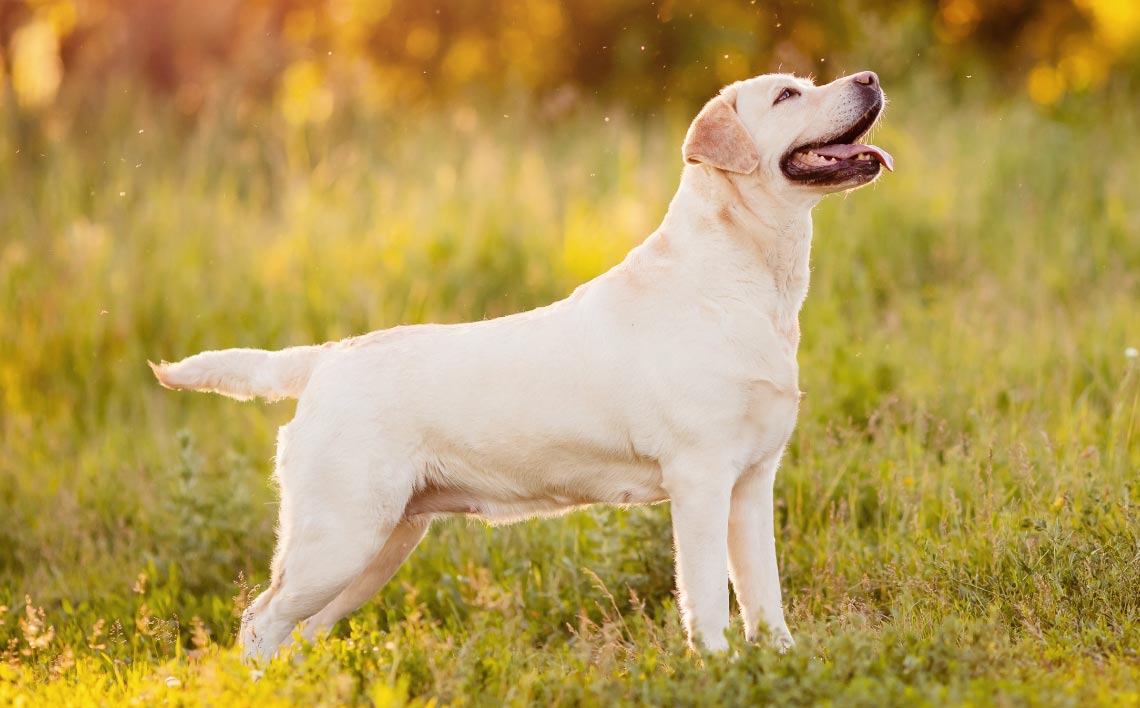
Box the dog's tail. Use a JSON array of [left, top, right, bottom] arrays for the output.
[[148, 345, 329, 402]]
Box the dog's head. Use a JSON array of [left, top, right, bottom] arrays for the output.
[[683, 71, 892, 195]]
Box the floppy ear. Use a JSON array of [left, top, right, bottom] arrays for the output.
[[682, 89, 761, 174]]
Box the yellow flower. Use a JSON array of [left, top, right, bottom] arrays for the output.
[[10, 18, 63, 110], [279, 61, 335, 126], [1075, 0, 1140, 51], [1027, 64, 1065, 106]]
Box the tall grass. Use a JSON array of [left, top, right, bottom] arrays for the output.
[[1, 77, 1139, 705]]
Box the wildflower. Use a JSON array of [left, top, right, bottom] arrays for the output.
[[136, 603, 155, 636], [190, 616, 211, 651], [1126, 347, 1138, 359], [87, 619, 107, 651], [50, 646, 75, 679], [19, 596, 54, 652]]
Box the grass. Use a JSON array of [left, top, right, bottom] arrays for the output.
[[1, 76, 1139, 705]]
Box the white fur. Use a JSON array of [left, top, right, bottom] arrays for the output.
[[152, 71, 887, 660]]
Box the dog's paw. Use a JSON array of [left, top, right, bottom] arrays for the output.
[[772, 626, 795, 653], [746, 621, 795, 652]]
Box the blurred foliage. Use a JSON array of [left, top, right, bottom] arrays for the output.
[[1, 0, 1139, 121]]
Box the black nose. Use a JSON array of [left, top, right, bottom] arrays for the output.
[[852, 71, 879, 90]]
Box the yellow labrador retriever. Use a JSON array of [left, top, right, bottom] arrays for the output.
[[151, 70, 892, 660]]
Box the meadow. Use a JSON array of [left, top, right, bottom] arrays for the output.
[[2, 72, 1139, 705]]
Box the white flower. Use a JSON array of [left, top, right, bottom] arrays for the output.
[[1126, 347, 1139, 359]]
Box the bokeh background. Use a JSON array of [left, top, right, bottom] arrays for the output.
[[2, 0, 1140, 114], [2, 1, 1140, 705]]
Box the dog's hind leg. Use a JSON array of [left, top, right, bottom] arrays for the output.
[[239, 423, 416, 663], [240, 520, 389, 662], [239, 499, 405, 663], [298, 515, 431, 641]]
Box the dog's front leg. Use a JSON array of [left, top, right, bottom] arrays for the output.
[[664, 461, 733, 652], [727, 460, 793, 650]]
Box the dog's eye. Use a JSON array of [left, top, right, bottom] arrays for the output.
[[774, 88, 800, 105]]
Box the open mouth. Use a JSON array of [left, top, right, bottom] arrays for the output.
[[781, 98, 893, 185]]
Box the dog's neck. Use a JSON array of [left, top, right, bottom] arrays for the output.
[[604, 165, 817, 358], [667, 166, 816, 308]]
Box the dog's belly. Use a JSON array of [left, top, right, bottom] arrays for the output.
[[404, 452, 668, 523]]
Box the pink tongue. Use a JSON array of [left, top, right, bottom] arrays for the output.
[[812, 143, 894, 171]]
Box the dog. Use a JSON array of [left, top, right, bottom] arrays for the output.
[[151, 70, 892, 661]]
